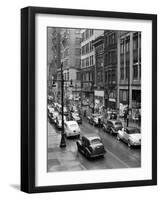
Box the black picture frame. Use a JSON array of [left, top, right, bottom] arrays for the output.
[[21, 6, 157, 193]]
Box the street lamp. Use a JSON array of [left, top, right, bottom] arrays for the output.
[[59, 64, 73, 148]]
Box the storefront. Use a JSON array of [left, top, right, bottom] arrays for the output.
[[94, 90, 104, 113]]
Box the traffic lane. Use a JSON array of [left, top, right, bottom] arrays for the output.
[[80, 121, 141, 168], [48, 120, 141, 170], [48, 121, 129, 170]]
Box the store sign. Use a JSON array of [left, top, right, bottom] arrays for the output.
[[94, 90, 104, 97]]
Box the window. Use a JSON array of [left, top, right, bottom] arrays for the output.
[[120, 67, 124, 80], [125, 65, 129, 79], [75, 37, 81, 45], [86, 43, 90, 54], [126, 39, 130, 52], [75, 48, 81, 56], [120, 40, 124, 54], [75, 59, 80, 66], [86, 57, 89, 67], [76, 72, 81, 80], [133, 65, 138, 79], [139, 64, 141, 79], [89, 42, 93, 52], [133, 36, 138, 50]]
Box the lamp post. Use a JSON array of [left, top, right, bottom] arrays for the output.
[[59, 63, 66, 148]]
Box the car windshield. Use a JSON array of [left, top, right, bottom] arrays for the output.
[[127, 128, 140, 134], [91, 138, 102, 145], [69, 123, 78, 128]]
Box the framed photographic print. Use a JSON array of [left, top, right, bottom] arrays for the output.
[[21, 6, 157, 193]]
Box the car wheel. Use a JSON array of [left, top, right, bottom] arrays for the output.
[[128, 141, 131, 148]]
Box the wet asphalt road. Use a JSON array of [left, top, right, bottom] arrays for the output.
[[48, 119, 141, 171]]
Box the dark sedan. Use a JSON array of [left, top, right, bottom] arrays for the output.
[[76, 135, 106, 159], [102, 119, 123, 135]]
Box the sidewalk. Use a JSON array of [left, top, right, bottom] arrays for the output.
[[48, 123, 86, 172]]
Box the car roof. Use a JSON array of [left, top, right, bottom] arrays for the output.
[[82, 135, 101, 141]]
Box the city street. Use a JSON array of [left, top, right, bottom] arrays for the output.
[[47, 118, 141, 172]]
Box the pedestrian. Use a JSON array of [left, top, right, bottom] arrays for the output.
[[84, 110, 86, 117], [98, 117, 101, 128]]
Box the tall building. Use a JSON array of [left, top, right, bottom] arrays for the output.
[[104, 30, 118, 109], [57, 28, 81, 102], [92, 35, 104, 112], [47, 27, 61, 98], [80, 29, 104, 111], [117, 31, 141, 114]]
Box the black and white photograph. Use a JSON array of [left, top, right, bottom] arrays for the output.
[[47, 28, 141, 173]]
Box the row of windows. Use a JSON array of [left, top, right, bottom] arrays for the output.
[[120, 34, 141, 54], [81, 42, 93, 55], [120, 64, 141, 80], [82, 72, 93, 81], [81, 29, 94, 42], [104, 51, 117, 65], [104, 33, 116, 48], [81, 56, 94, 68], [64, 72, 69, 80]]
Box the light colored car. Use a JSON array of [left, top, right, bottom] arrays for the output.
[[71, 112, 82, 124], [64, 121, 80, 138], [117, 127, 141, 147]]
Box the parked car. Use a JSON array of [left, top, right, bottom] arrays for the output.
[[71, 112, 82, 124], [102, 119, 123, 135], [64, 121, 80, 138], [76, 135, 106, 159], [117, 127, 141, 147], [48, 105, 54, 116], [88, 113, 103, 126], [48, 110, 59, 124]]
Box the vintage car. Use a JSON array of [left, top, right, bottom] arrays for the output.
[[71, 112, 82, 124], [76, 135, 106, 159], [88, 113, 103, 126], [117, 127, 141, 147], [64, 121, 80, 138], [48, 110, 59, 124], [102, 119, 123, 135]]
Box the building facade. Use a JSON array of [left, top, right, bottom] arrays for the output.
[[56, 28, 81, 103], [117, 31, 141, 117], [92, 35, 104, 112], [104, 30, 118, 109], [80, 29, 104, 111]]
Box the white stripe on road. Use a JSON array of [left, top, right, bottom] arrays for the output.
[[104, 147, 130, 168]]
